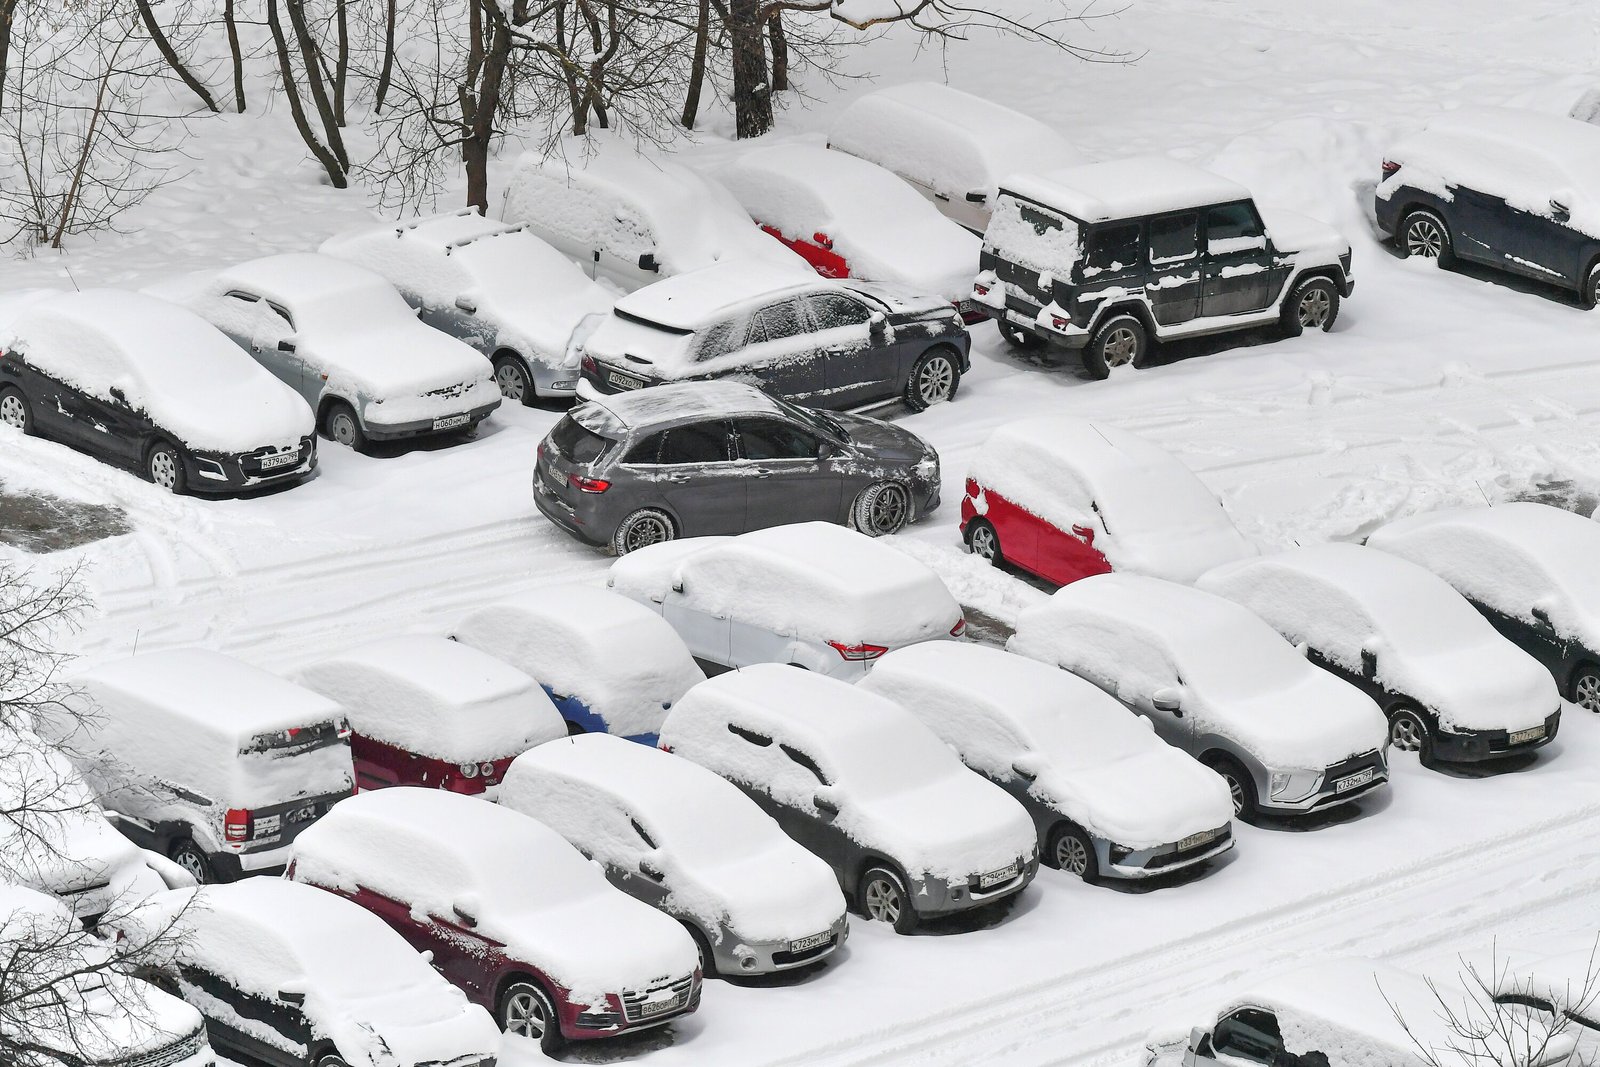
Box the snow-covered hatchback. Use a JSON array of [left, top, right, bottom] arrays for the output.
[[974, 157, 1353, 378]]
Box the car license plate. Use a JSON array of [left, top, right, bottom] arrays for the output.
[[1336, 767, 1376, 793], [639, 994, 681, 1018], [957, 298, 977, 314], [607, 370, 645, 391], [1510, 725, 1546, 745], [259, 451, 298, 470], [1178, 829, 1216, 850], [979, 862, 1019, 889], [789, 931, 830, 953], [433, 413, 470, 431]]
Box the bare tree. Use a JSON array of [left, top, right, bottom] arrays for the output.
[[132, 0, 220, 112], [373, 0, 397, 112], [0, 0, 16, 112], [266, 0, 347, 185], [223, 0, 247, 111]]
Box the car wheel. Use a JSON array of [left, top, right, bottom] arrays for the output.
[[322, 402, 368, 451], [493, 354, 536, 407], [1571, 664, 1600, 713], [316, 1053, 351, 1067], [1049, 822, 1100, 883], [852, 482, 911, 537], [0, 387, 32, 434], [1583, 264, 1600, 311], [686, 923, 717, 978], [1387, 705, 1435, 765], [612, 507, 676, 556], [859, 865, 917, 934], [1401, 209, 1454, 268], [1203, 755, 1257, 820], [168, 839, 212, 885], [904, 347, 961, 412], [997, 321, 1044, 350], [1281, 277, 1341, 337], [147, 442, 187, 495], [965, 518, 1003, 567], [498, 979, 562, 1055], [1082, 313, 1146, 380]]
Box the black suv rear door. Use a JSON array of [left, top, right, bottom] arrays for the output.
[[1200, 202, 1275, 317], [1145, 211, 1203, 325]]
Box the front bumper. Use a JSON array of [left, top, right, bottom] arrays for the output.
[[710, 915, 850, 976], [184, 443, 316, 494], [1099, 825, 1235, 880], [364, 401, 498, 442], [562, 973, 701, 1041], [1432, 709, 1560, 763], [909, 854, 1039, 919], [1259, 752, 1389, 816]]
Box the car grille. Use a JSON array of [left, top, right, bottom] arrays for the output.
[[1146, 826, 1232, 870], [772, 937, 837, 967], [115, 1028, 205, 1067], [620, 973, 695, 1023], [1311, 750, 1385, 807], [423, 381, 471, 400]]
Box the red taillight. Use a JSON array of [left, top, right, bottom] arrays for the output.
[[950, 618, 966, 637], [285, 727, 301, 741], [658, 742, 674, 753], [536, 442, 545, 462], [225, 808, 252, 842], [1051, 316, 1070, 330], [973, 284, 989, 297], [569, 474, 610, 493], [813, 232, 833, 249], [827, 640, 888, 662], [336, 720, 352, 739], [581, 354, 597, 374], [1381, 160, 1400, 179]]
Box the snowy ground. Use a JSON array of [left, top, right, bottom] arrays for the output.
[[7, 1, 1600, 1065]]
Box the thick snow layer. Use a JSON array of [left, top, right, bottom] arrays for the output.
[[123, 880, 500, 1067], [1003, 158, 1251, 226], [501, 734, 846, 942], [859, 643, 1232, 849], [319, 211, 613, 370], [606, 259, 814, 332], [1366, 503, 1600, 654], [716, 144, 981, 301], [0, 289, 311, 453], [968, 417, 1258, 583], [288, 788, 698, 1003], [827, 82, 1090, 203], [608, 524, 963, 647], [984, 193, 1083, 277], [576, 379, 793, 433], [1007, 574, 1387, 770], [660, 665, 1036, 883], [1198, 544, 1556, 733], [450, 585, 705, 739], [294, 636, 566, 763], [1489, 945, 1600, 1019]]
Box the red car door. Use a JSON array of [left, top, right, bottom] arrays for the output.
[[1032, 516, 1113, 587]]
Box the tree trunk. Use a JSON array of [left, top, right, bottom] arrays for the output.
[[284, 0, 348, 166], [726, 0, 772, 138], [133, 0, 220, 112], [333, 0, 348, 125], [769, 10, 788, 92], [681, 0, 709, 129], [555, 2, 586, 135], [373, 0, 397, 113], [224, 0, 246, 111], [0, 0, 16, 114], [267, 0, 346, 187], [464, 0, 518, 212]]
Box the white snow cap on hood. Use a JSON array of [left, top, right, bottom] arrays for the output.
[[0, 288, 311, 454], [1199, 544, 1557, 734], [501, 734, 846, 943], [968, 416, 1257, 583], [660, 665, 1037, 884], [1007, 574, 1387, 770], [859, 643, 1232, 850]]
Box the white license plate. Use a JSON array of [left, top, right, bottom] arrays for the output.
[[1178, 829, 1217, 850], [1510, 725, 1546, 745], [259, 451, 298, 470], [789, 931, 830, 953], [1336, 767, 1376, 793], [957, 299, 977, 313], [607, 370, 644, 391], [433, 413, 470, 431], [979, 862, 1019, 888], [639, 994, 681, 1018]]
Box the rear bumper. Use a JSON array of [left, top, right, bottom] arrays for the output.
[[1432, 709, 1560, 763], [533, 479, 608, 548], [209, 842, 292, 881]]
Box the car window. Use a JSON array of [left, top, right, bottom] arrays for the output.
[[549, 417, 616, 465], [629, 817, 657, 849], [693, 320, 740, 363], [225, 290, 259, 305], [746, 299, 807, 346], [657, 421, 733, 464], [1212, 1008, 1283, 1065], [1083, 222, 1142, 276], [1148, 211, 1200, 265], [728, 723, 773, 746], [622, 431, 665, 465], [734, 418, 823, 461], [780, 743, 831, 786], [266, 301, 295, 329], [1205, 202, 1267, 255], [806, 292, 871, 330]]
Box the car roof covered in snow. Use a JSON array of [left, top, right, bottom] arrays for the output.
[[612, 260, 819, 331], [509, 732, 737, 813], [217, 252, 396, 308], [575, 380, 791, 432], [1002, 157, 1251, 223], [1201, 542, 1469, 624], [669, 664, 918, 757], [1400, 107, 1600, 181]]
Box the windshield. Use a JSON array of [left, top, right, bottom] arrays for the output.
[[825, 720, 963, 802], [1176, 624, 1308, 702], [783, 401, 847, 443]]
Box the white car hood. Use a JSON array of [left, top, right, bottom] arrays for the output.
[[1260, 207, 1349, 262], [479, 284, 613, 368], [313, 988, 500, 1067], [494, 892, 698, 1004], [844, 774, 1036, 885], [310, 322, 492, 400], [1389, 643, 1557, 734], [1194, 667, 1388, 771]]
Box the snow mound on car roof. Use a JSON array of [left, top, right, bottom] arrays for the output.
[[294, 636, 566, 764], [1001, 158, 1250, 225], [451, 585, 704, 739], [573, 379, 788, 434]]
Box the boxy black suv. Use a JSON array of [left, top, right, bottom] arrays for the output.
[[974, 157, 1353, 379]]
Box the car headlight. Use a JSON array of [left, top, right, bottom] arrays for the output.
[[915, 455, 938, 481], [1268, 768, 1322, 802]]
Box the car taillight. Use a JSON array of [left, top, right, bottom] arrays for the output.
[[580, 354, 597, 375], [950, 618, 966, 637], [658, 742, 674, 753], [827, 640, 888, 662], [225, 808, 252, 842], [336, 720, 352, 739], [973, 284, 989, 297], [1051, 316, 1070, 330], [285, 727, 301, 741], [568, 474, 610, 493], [459, 762, 480, 779], [1381, 160, 1400, 179]]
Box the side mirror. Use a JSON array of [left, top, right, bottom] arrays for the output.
[[1551, 198, 1572, 222], [813, 792, 840, 817], [277, 340, 297, 354], [869, 312, 888, 338], [1532, 605, 1553, 628], [1360, 648, 1377, 679], [108, 386, 128, 405], [638, 857, 665, 882], [1011, 758, 1039, 782], [279, 989, 306, 1006], [454, 295, 478, 314], [1153, 687, 1184, 715], [1190, 1026, 1213, 1056], [965, 191, 988, 205], [451, 900, 479, 928], [638, 252, 660, 273]]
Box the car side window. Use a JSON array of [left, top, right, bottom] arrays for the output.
[[1148, 211, 1200, 265], [266, 301, 295, 329], [779, 743, 831, 786], [1205, 202, 1267, 255], [734, 418, 823, 462], [657, 421, 733, 465], [806, 292, 871, 330], [746, 299, 807, 346], [1083, 222, 1143, 276], [623, 432, 665, 465], [693, 320, 740, 363], [728, 723, 773, 746], [1212, 1008, 1284, 1065], [225, 290, 259, 305], [629, 817, 657, 849]]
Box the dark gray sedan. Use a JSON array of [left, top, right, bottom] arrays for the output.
[[534, 381, 941, 554]]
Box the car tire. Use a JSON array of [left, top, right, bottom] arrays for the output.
[[168, 839, 212, 885], [1202, 754, 1258, 821], [852, 482, 912, 537], [316, 1053, 351, 1067], [1081, 313, 1147, 380], [498, 978, 563, 1055], [1048, 822, 1100, 883], [1582, 263, 1600, 311], [904, 347, 962, 412], [997, 320, 1045, 350], [493, 353, 536, 407], [322, 401, 368, 452], [686, 923, 717, 978], [1570, 663, 1600, 713], [964, 518, 1003, 567], [0, 386, 33, 435], [859, 864, 917, 934], [146, 442, 187, 495], [1387, 704, 1435, 765], [1401, 209, 1455, 268], [1281, 277, 1341, 337], [612, 508, 676, 556]]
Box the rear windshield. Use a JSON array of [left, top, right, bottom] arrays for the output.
[[987, 194, 1082, 274], [239, 720, 347, 759], [549, 416, 616, 465]]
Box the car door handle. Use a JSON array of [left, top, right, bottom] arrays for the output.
[[752, 467, 773, 478], [664, 473, 690, 483]]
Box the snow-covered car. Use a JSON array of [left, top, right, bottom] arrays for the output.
[[608, 522, 966, 679], [1199, 544, 1562, 765], [450, 583, 706, 744], [715, 143, 985, 320], [974, 158, 1354, 378], [858, 643, 1235, 883], [0, 726, 183, 923], [293, 636, 567, 794], [660, 665, 1039, 932], [502, 144, 809, 291], [319, 210, 614, 404], [118, 880, 500, 1067], [1367, 502, 1600, 713], [0, 288, 315, 494], [961, 416, 1256, 586], [2, 884, 215, 1067], [535, 382, 943, 555], [61, 649, 355, 885], [826, 82, 1090, 232], [500, 733, 849, 976], [1376, 108, 1600, 307], [576, 259, 971, 413], [1008, 574, 1389, 820], [167, 253, 500, 450], [1144, 958, 1577, 1067], [1490, 946, 1600, 1055], [286, 788, 701, 1054]]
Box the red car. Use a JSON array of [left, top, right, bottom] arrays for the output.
[[960, 417, 1257, 587]]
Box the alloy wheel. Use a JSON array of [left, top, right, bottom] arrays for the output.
[[172, 847, 207, 883], [863, 877, 902, 924], [1223, 772, 1246, 817], [1406, 218, 1444, 259], [1389, 714, 1424, 752], [623, 515, 671, 552], [917, 356, 955, 405], [503, 990, 547, 1040], [1103, 327, 1139, 368], [149, 450, 179, 491], [969, 525, 998, 561], [1056, 834, 1090, 876], [0, 394, 25, 430], [866, 485, 909, 535], [1297, 288, 1332, 328], [495, 362, 527, 401], [1575, 672, 1600, 712]]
